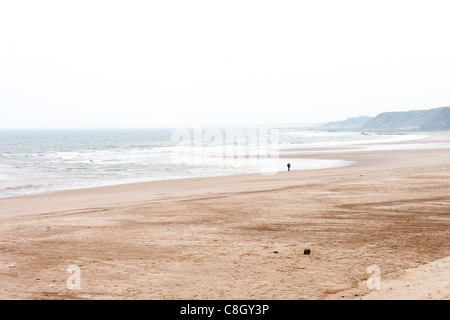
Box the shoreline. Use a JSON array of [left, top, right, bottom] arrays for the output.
[[0, 157, 354, 201], [0, 136, 449, 299], [2, 143, 446, 219]]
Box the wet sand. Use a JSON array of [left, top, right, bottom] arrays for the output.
[[0, 138, 449, 299]]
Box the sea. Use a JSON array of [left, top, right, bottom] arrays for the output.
[[0, 128, 430, 198]]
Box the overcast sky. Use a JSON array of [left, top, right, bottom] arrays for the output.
[[1, 0, 450, 129]]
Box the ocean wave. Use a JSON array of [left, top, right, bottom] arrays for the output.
[[1, 184, 44, 191]]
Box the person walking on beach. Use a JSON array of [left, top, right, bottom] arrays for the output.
[[287, 163, 291, 171]]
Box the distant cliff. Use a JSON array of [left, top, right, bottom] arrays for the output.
[[363, 107, 450, 131], [322, 107, 450, 131], [321, 116, 372, 130]]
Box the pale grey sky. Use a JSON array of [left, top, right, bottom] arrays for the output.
[[1, 0, 450, 129]]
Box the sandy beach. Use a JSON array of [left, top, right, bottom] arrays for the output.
[[0, 135, 449, 300]]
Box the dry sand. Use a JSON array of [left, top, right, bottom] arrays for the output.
[[0, 137, 449, 300]]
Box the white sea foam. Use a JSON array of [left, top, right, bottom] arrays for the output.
[[278, 131, 430, 149]]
